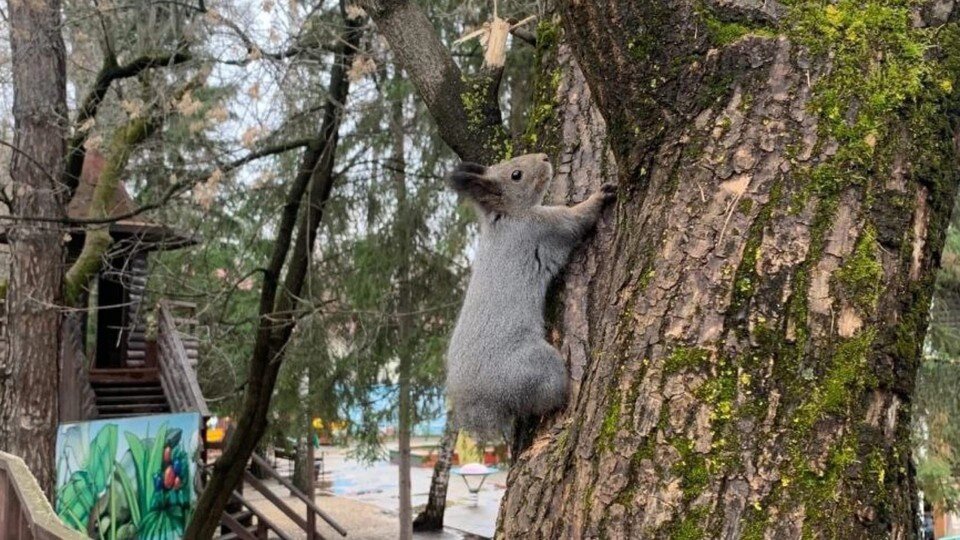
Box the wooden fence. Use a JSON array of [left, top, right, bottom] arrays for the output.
[[0, 452, 86, 540]]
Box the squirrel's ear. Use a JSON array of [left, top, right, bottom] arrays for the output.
[[449, 166, 505, 213], [455, 162, 487, 175]]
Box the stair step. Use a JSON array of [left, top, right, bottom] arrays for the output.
[[89, 369, 161, 384], [96, 409, 170, 419], [92, 386, 165, 396], [215, 526, 260, 540], [96, 395, 168, 404], [97, 411, 169, 419], [97, 402, 169, 411], [231, 510, 254, 523], [93, 381, 161, 384], [92, 380, 162, 387]]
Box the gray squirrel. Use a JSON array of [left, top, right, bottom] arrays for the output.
[[445, 153, 617, 440]]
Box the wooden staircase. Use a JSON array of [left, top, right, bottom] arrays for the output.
[[214, 490, 295, 540], [87, 299, 202, 418], [206, 454, 346, 540], [84, 299, 346, 539], [90, 371, 171, 418]]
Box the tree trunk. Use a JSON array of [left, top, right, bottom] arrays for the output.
[[413, 417, 458, 531], [185, 13, 362, 538], [293, 370, 314, 495], [391, 74, 414, 540], [0, 0, 67, 496], [496, 3, 960, 539], [398, 356, 413, 540], [292, 433, 311, 495]]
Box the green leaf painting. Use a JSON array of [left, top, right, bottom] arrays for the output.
[[55, 413, 201, 539]]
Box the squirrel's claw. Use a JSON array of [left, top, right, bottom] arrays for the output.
[[599, 183, 617, 203]]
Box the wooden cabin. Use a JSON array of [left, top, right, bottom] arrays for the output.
[[61, 151, 210, 421], [0, 151, 211, 422]]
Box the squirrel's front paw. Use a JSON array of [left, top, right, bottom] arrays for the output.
[[598, 183, 617, 204]]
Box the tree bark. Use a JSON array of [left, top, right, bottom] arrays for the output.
[[63, 117, 157, 305], [392, 81, 414, 540], [494, 3, 960, 539], [413, 417, 458, 531], [292, 433, 312, 494], [0, 0, 68, 496], [365, 0, 960, 536]]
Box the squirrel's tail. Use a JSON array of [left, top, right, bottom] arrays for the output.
[[451, 401, 511, 445]]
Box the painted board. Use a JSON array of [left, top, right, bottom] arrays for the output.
[[55, 412, 201, 539]]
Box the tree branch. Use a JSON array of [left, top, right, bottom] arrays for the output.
[[63, 51, 191, 199], [216, 14, 335, 66], [63, 116, 158, 305], [0, 137, 314, 226], [185, 9, 365, 537], [358, 0, 505, 163], [510, 26, 537, 46], [62, 72, 202, 304]]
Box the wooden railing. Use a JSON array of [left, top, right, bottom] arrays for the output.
[[218, 491, 293, 540], [0, 452, 86, 540], [245, 453, 348, 539], [60, 311, 99, 421], [157, 300, 210, 415]]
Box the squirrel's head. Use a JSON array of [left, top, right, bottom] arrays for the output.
[[449, 153, 553, 215]]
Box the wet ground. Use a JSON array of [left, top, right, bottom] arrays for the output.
[[245, 438, 506, 539]]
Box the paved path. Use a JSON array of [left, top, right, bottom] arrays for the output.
[[245, 439, 505, 539]]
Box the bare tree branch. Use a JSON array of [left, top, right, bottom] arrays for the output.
[[358, 0, 505, 163], [510, 26, 536, 46], [216, 14, 336, 65], [0, 137, 314, 225], [0, 139, 61, 188], [186, 9, 365, 535]]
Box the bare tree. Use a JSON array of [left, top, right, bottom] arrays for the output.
[[185, 8, 364, 536]]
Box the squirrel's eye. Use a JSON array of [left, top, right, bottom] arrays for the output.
[[511, 170, 523, 181]]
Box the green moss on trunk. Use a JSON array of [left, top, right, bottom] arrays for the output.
[[64, 117, 156, 305]]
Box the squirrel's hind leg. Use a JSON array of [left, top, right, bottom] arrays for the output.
[[507, 341, 569, 418]]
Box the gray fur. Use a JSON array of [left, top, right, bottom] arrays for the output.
[[445, 153, 616, 440]]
